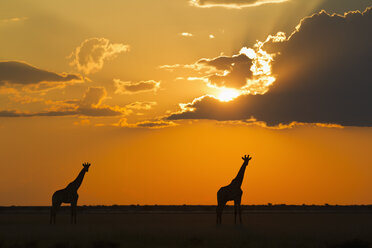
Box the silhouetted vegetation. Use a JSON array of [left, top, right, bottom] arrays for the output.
[[1, 204, 371, 214]]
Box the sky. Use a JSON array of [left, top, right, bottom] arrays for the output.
[[0, 0, 371, 206]]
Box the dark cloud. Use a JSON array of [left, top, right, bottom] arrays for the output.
[[126, 101, 157, 110], [116, 118, 177, 129], [198, 54, 250, 71], [168, 8, 372, 127], [0, 109, 76, 117], [0, 110, 28, 117], [190, 0, 288, 8], [136, 120, 176, 128], [114, 79, 160, 94], [0, 108, 122, 118], [0, 87, 125, 118], [198, 54, 254, 88], [0, 61, 81, 91]]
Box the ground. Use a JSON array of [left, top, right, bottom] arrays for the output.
[[0, 207, 371, 248]]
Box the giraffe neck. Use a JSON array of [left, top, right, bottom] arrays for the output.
[[232, 164, 247, 187], [67, 168, 86, 191]]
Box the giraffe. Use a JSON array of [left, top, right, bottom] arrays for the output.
[[216, 155, 252, 224], [50, 162, 91, 224]]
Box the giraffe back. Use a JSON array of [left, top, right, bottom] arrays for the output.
[[217, 185, 243, 202], [52, 188, 78, 204]]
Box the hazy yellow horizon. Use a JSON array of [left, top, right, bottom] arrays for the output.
[[1, 118, 371, 206]]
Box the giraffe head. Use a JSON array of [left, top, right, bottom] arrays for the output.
[[242, 155, 252, 166], [82, 162, 91, 172]]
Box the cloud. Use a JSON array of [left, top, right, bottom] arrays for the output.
[[197, 54, 254, 88], [180, 32, 193, 37], [76, 87, 127, 117], [0, 110, 27, 117], [114, 79, 160, 94], [69, 38, 130, 74], [80, 86, 106, 108], [158, 63, 200, 72], [135, 120, 177, 128], [0, 17, 27, 23], [160, 43, 275, 97], [0, 61, 81, 92], [199, 46, 275, 94], [189, 0, 288, 8], [0, 109, 77, 118], [168, 7, 372, 127], [74, 119, 91, 126], [215, 119, 343, 129], [8, 94, 44, 104], [126, 101, 157, 110], [0, 87, 127, 118], [77, 106, 124, 117], [116, 118, 177, 129]]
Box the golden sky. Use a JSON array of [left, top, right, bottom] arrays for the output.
[[0, 0, 371, 205]]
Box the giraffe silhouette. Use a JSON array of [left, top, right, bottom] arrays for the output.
[[216, 155, 252, 224], [50, 162, 91, 224]]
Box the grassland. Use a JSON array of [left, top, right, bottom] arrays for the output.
[[0, 206, 371, 248]]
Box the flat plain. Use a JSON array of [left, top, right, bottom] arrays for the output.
[[0, 206, 371, 248]]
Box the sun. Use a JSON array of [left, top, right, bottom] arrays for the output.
[[217, 88, 240, 102]]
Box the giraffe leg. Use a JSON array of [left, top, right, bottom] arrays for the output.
[[50, 207, 57, 224], [216, 205, 222, 224], [75, 194, 79, 224], [217, 206, 223, 224], [236, 197, 242, 224], [71, 201, 77, 224], [216, 201, 226, 224], [217, 189, 226, 225], [51, 204, 59, 224], [50, 207, 54, 224], [70, 203, 74, 224], [74, 205, 77, 224], [234, 202, 238, 224], [73, 203, 77, 224], [239, 203, 243, 224], [216, 206, 218, 224], [51, 199, 60, 224]]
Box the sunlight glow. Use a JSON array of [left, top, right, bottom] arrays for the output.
[[251, 43, 274, 76], [205, 43, 277, 99], [189, 0, 290, 9], [180, 32, 193, 37], [239, 47, 256, 59], [217, 88, 240, 102]]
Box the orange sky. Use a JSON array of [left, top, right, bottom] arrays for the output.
[[0, 118, 371, 205], [0, 0, 371, 205]]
